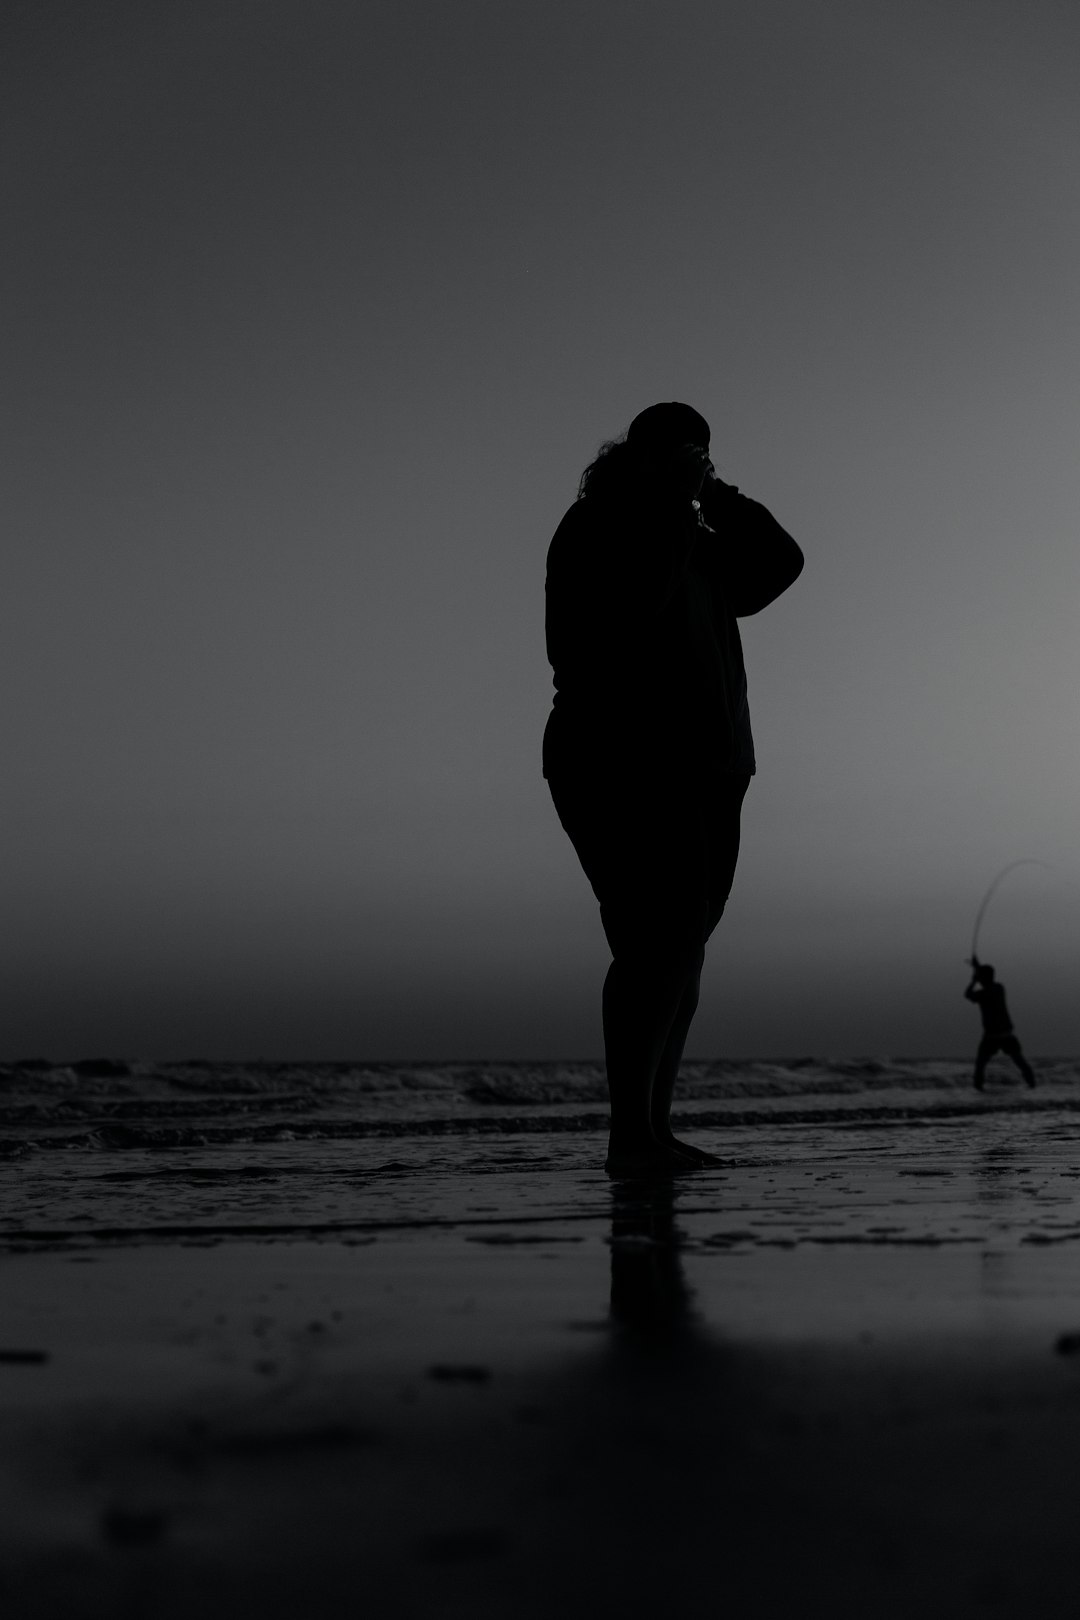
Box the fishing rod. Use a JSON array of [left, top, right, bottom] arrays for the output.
[[968, 859, 1051, 964]]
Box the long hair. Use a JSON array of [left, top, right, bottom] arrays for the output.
[[576, 435, 636, 501], [578, 402, 710, 501]]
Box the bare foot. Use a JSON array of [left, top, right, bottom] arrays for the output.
[[661, 1135, 722, 1166], [650, 1126, 722, 1165], [604, 1143, 703, 1178]]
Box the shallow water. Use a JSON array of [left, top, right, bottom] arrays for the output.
[[6, 1060, 1080, 1620], [3, 1058, 1079, 1248]]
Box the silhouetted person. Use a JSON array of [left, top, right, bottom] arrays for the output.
[[543, 402, 803, 1175], [965, 957, 1035, 1090]]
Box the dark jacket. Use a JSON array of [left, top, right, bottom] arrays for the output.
[[965, 979, 1014, 1036], [543, 477, 803, 781]]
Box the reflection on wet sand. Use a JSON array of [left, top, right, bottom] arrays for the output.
[[608, 1177, 699, 1342], [535, 1178, 742, 1612]]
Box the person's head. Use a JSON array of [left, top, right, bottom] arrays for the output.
[[975, 963, 996, 984], [625, 402, 711, 459], [577, 401, 712, 502]]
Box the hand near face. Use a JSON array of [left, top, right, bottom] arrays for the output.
[[661, 442, 713, 502]]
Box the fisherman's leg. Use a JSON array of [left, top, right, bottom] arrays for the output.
[[973, 1035, 995, 1090], [1002, 1036, 1036, 1088]]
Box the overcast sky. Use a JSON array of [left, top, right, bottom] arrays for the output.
[[3, 0, 1079, 1060]]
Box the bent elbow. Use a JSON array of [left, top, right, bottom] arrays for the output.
[[769, 530, 805, 599], [775, 530, 804, 591], [734, 544, 805, 616]]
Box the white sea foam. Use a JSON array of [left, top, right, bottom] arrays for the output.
[[3, 1057, 1077, 1248]]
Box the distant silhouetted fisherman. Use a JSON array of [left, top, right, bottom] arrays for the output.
[[543, 402, 803, 1176], [964, 958, 1035, 1090]]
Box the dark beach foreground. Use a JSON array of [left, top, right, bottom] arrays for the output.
[[4, 1059, 1080, 1615]]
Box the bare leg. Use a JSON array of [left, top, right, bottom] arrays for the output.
[[648, 874, 738, 1164], [648, 953, 720, 1165], [647, 786, 747, 1164], [602, 958, 703, 1177]]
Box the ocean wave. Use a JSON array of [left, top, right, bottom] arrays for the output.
[[1, 1058, 1077, 1159]]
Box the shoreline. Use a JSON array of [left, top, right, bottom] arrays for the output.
[[7, 1096, 1080, 1614], [6, 1169, 1080, 1616]]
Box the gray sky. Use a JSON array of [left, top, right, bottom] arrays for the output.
[[3, 0, 1079, 1059]]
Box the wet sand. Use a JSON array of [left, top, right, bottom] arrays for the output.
[[6, 1128, 1080, 1618]]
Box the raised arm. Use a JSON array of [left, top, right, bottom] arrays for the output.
[[697, 476, 804, 616]]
